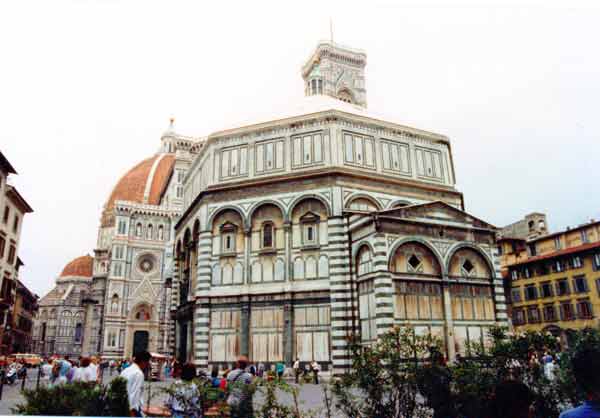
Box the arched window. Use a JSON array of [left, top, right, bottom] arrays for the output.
[[262, 222, 274, 249], [147, 224, 153, 240], [158, 225, 164, 240], [357, 246, 373, 276], [136, 223, 142, 237], [111, 294, 119, 313], [220, 222, 237, 254]]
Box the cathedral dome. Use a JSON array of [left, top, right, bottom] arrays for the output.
[[101, 153, 175, 227], [59, 255, 94, 278]]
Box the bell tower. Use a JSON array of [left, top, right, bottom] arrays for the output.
[[301, 41, 367, 108]]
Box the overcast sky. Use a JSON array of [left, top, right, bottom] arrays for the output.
[[1, 0, 599, 297]]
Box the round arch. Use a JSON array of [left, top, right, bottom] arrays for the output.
[[352, 239, 376, 260], [388, 237, 445, 275], [206, 205, 247, 231], [344, 194, 383, 211], [247, 200, 288, 226], [128, 302, 155, 322], [288, 194, 333, 219], [444, 242, 495, 279]]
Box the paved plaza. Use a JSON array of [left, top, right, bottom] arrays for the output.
[[0, 370, 340, 417]]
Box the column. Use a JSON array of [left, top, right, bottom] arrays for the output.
[[283, 301, 294, 364], [240, 301, 250, 358], [327, 216, 354, 376], [193, 230, 212, 370], [372, 235, 395, 337], [442, 277, 456, 361]]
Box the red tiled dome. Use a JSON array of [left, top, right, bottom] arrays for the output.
[[101, 154, 175, 227], [60, 255, 94, 278]]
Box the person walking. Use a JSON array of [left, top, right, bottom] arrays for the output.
[[293, 358, 300, 384], [276, 361, 285, 381], [311, 360, 320, 384], [226, 356, 254, 418], [121, 351, 151, 417]]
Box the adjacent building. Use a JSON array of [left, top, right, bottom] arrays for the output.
[[500, 216, 600, 338], [171, 41, 507, 375], [0, 151, 35, 355]]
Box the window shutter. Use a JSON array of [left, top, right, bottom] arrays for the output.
[[576, 302, 582, 319]]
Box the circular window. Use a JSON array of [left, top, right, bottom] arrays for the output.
[[137, 254, 156, 274]]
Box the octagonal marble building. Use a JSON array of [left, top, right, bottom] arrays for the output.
[[171, 41, 508, 375]]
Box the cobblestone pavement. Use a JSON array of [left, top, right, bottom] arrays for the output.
[[0, 370, 341, 417]]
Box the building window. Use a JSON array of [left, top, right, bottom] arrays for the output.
[[381, 140, 411, 174], [343, 132, 375, 168], [540, 282, 553, 298], [556, 279, 570, 296], [554, 237, 562, 250], [357, 246, 373, 276], [117, 220, 127, 235], [74, 323, 83, 343], [107, 331, 117, 348], [511, 288, 521, 303], [220, 145, 249, 179], [220, 222, 237, 254], [577, 300, 593, 319], [594, 253, 600, 271], [523, 267, 531, 279], [114, 245, 124, 260], [573, 275, 588, 293], [543, 305, 557, 322], [3, 206, 9, 224], [12, 215, 19, 233], [299, 212, 319, 247], [554, 260, 564, 273], [7, 245, 15, 265], [462, 259, 475, 276], [525, 285, 538, 301], [158, 225, 164, 240], [572, 256, 583, 269], [560, 302, 575, 321], [528, 243, 537, 256], [292, 132, 325, 168], [261, 223, 274, 249], [255, 139, 285, 173], [146, 224, 153, 240], [136, 223, 142, 237], [0, 235, 4, 259], [527, 307, 541, 323], [581, 229, 589, 243], [110, 294, 119, 313], [511, 269, 519, 280], [596, 278, 600, 296], [512, 309, 525, 325], [358, 281, 376, 342]]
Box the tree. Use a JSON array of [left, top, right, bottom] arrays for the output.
[[332, 326, 439, 418]]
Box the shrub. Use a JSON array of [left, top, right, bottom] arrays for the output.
[[12, 377, 129, 416]]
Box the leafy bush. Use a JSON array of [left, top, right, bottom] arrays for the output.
[[332, 326, 440, 418], [12, 377, 129, 416]]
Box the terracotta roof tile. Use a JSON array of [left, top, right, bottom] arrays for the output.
[[101, 154, 175, 227], [60, 255, 94, 278], [508, 240, 600, 267]]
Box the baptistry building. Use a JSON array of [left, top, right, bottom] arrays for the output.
[[171, 41, 508, 375]]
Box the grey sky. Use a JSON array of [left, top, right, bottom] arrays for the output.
[[1, 0, 599, 297]]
